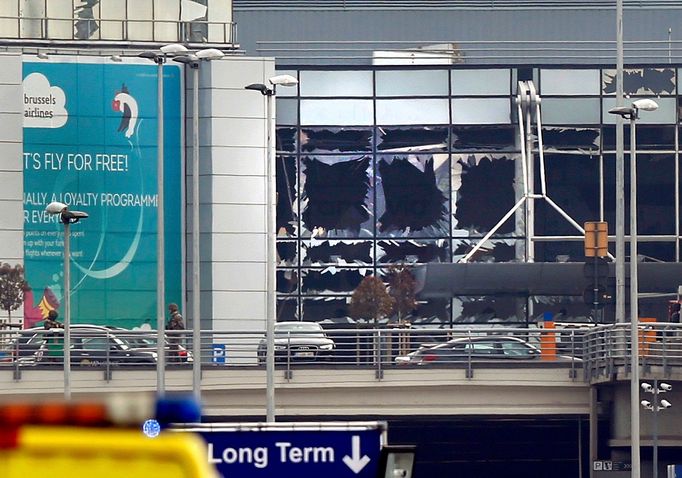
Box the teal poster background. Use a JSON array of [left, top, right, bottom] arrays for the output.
[[22, 60, 183, 329]]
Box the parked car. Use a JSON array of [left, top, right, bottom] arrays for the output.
[[0, 325, 162, 366], [395, 335, 581, 365], [106, 327, 193, 363], [257, 321, 335, 364]]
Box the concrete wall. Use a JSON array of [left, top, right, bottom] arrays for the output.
[[0, 53, 24, 325], [189, 56, 275, 333]]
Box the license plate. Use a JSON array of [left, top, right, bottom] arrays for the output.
[[296, 351, 314, 357]]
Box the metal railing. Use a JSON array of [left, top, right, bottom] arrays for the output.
[[0, 326, 584, 382]]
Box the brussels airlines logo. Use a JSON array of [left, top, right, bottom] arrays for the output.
[[23, 72, 68, 128], [112, 84, 138, 138]]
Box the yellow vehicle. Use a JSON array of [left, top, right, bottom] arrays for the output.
[[0, 395, 219, 478]]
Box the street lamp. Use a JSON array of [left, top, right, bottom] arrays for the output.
[[641, 381, 672, 478], [139, 43, 188, 397], [45, 201, 89, 400], [173, 48, 224, 401], [245, 74, 298, 422], [609, 98, 659, 478]]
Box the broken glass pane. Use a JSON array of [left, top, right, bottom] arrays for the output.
[[277, 269, 299, 294], [276, 155, 298, 237], [302, 240, 373, 266], [277, 240, 298, 266], [302, 297, 350, 323], [377, 126, 448, 153], [276, 127, 297, 153], [452, 239, 518, 263], [602, 125, 676, 151], [300, 127, 372, 153], [451, 125, 518, 151], [277, 298, 299, 322], [452, 154, 517, 236], [542, 127, 600, 152], [453, 296, 531, 325], [376, 154, 450, 238], [603, 153, 676, 235], [602, 68, 676, 95], [301, 267, 370, 295], [534, 241, 592, 264], [638, 242, 677, 263], [300, 155, 373, 238], [534, 153, 600, 236], [377, 239, 450, 264]]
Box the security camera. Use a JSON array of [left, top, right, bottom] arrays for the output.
[[393, 470, 408, 478], [45, 201, 67, 215], [660, 383, 673, 392], [660, 399, 672, 409], [641, 383, 654, 392], [641, 400, 652, 408]]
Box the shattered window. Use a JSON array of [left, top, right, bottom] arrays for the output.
[[277, 298, 299, 322], [301, 268, 370, 295], [451, 125, 518, 152], [452, 154, 517, 236], [535, 241, 593, 264], [534, 153, 600, 236], [376, 154, 450, 238], [276, 155, 298, 237], [455, 296, 530, 325], [602, 125, 675, 151], [377, 239, 449, 264], [302, 240, 373, 266], [276, 127, 297, 153], [300, 155, 373, 238], [302, 297, 350, 323], [638, 242, 677, 263], [300, 127, 372, 153], [603, 154, 677, 235], [452, 239, 518, 263], [542, 127, 600, 152], [277, 241, 298, 267], [602, 68, 676, 95], [377, 126, 448, 153], [277, 269, 299, 294]]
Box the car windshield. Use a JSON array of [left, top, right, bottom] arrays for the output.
[[275, 323, 325, 337]]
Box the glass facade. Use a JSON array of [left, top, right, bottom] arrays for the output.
[[275, 66, 681, 326]]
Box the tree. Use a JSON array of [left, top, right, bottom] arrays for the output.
[[388, 265, 417, 324], [0, 263, 26, 325], [349, 275, 395, 326]]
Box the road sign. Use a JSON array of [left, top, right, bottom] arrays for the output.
[[178, 422, 386, 478]]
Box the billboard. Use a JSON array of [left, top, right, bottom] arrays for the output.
[[22, 59, 183, 329]]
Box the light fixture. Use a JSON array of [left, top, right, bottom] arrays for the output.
[[244, 73, 299, 422], [45, 201, 89, 400]]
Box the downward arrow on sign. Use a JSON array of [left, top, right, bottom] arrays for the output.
[[343, 435, 371, 474]]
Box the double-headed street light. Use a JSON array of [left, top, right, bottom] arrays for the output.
[[609, 98, 659, 478], [245, 74, 299, 422], [45, 201, 89, 400], [139, 43, 188, 397], [173, 48, 224, 401]]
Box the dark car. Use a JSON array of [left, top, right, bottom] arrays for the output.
[[395, 335, 581, 365], [106, 327, 193, 363], [257, 321, 335, 364], [1, 325, 158, 366]]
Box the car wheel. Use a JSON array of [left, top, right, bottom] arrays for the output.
[[79, 358, 93, 367]]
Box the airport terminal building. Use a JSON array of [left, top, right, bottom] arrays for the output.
[[0, 0, 680, 330]]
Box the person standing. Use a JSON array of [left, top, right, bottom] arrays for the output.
[[167, 303, 185, 362]]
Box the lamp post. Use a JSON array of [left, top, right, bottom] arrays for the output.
[[173, 48, 224, 401], [45, 201, 89, 400], [641, 381, 672, 478], [609, 98, 659, 478], [139, 43, 188, 397], [245, 74, 298, 422]]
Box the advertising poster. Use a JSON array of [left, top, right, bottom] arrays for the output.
[[22, 59, 183, 329]]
